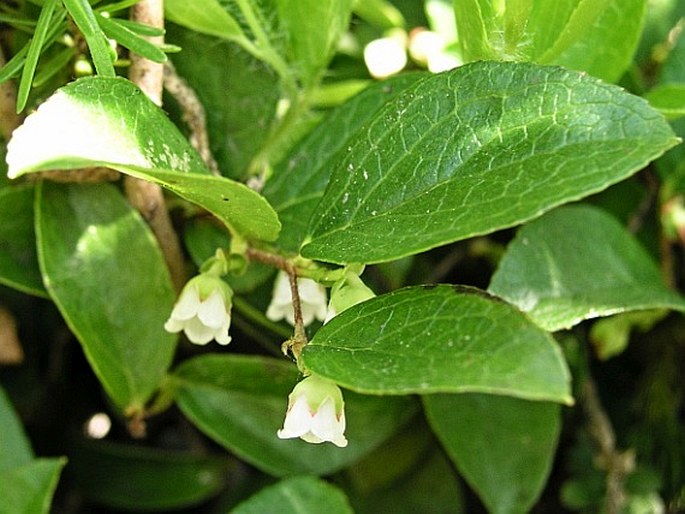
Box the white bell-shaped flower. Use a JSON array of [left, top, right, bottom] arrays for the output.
[[277, 375, 347, 448], [164, 274, 233, 345], [266, 271, 327, 326]]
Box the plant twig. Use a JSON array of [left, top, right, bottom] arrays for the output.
[[581, 376, 635, 514], [0, 46, 23, 140], [245, 247, 308, 359], [163, 62, 219, 175], [0, 305, 24, 365], [126, 0, 186, 294]]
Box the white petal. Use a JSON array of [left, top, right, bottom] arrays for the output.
[[215, 318, 232, 345], [310, 397, 347, 447], [170, 285, 201, 321], [266, 302, 288, 322], [272, 272, 293, 303], [197, 290, 227, 329], [277, 395, 313, 439], [300, 432, 325, 444], [164, 317, 184, 333], [183, 317, 214, 345]]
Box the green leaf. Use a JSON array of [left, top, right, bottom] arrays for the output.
[[300, 61, 678, 264], [488, 205, 685, 332], [63, 0, 115, 77], [96, 14, 167, 63], [6, 76, 280, 242], [644, 84, 685, 120], [274, 0, 353, 87], [70, 439, 229, 510], [231, 476, 353, 514], [455, 0, 647, 82], [0, 385, 33, 472], [35, 182, 176, 410], [16, 0, 60, 112], [302, 285, 572, 404], [352, 0, 406, 29], [167, 24, 280, 179], [172, 354, 417, 476], [164, 0, 249, 45], [0, 185, 47, 297], [424, 394, 561, 514], [0, 458, 66, 514], [263, 73, 423, 252]]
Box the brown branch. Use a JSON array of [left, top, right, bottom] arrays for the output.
[[581, 376, 635, 514], [163, 62, 219, 174], [0, 306, 23, 365], [0, 46, 23, 140], [126, 0, 186, 294]]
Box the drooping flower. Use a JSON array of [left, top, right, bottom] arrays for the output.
[[324, 271, 375, 323], [277, 375, 348, 447], [164, 274, 233, 345], [266, 271, 327, 326]]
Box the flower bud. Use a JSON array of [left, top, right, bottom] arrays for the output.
[[324, 271, 375, 323]]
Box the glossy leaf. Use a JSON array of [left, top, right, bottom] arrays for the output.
[[275, 0, 353, 87], [232, 476, 353, 514], [172, 354, 416, 476], [455, 0, 646, 82], [62, 0, 115, 77], [70, 439, 229, 510], [35, 182, 176, 410], [96, 14, 167, 64], [644, 84, 685, 120], [301, 61, 677, 264], [0, 458, 66, 514], [164, 0, 248, 44], [0, 185, 46, 297], [6, 76, 280, 242], [263, 73, 423, 252], [488, 205, 685, 331], [424, 394, 560, 514], [302, 285, 572, 404], [0, 385, 33, 471]]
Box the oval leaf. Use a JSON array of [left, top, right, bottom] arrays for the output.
[[35, 182, 176, 410], [302, 285, 572, 404], [172, 354, 416, 477], [424, 394, 561, 514], [488, 205, 685, 331], [300, 61, 678, 264], [0, 385, 33, 471], [6, 76, 280, 242], [232, 476, 353, 514]]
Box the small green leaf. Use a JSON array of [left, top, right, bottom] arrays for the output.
[[164, 0, 249, 45], [352, 0, 406, 29], [172, 354, 417, 476], [0, 385, 33, 471], [302, 285, 572, 404], [16, 0, 60, 112], [453, 0, 497, 60], [644, 84, 685, 120], [301, 61, 678, 264], [264, 73, 423, 252], [63, 0, 115, 77], [96, 14, 167, 63], [274, 0, 353, 87], [6, 77, 280, 242], [231, 476, 353, 514], [35, 182, 176, 410], [488, 205, 685, 332], [70, 439, 229, 510], [0, 185, 46, 297], [0, 458, 66, 514], [424, 394, 561, 514]]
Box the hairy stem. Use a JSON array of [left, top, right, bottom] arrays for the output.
[[126, 0, 186, 294]]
